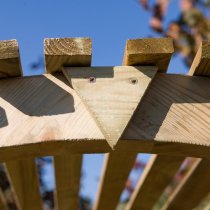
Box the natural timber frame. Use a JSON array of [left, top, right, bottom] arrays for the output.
[[0, 37, 209, 210]]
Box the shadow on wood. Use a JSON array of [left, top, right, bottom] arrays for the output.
[[0, 73, 75, 116]]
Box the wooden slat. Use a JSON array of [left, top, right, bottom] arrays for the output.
[[123, 38, 174, 72], [63, 66, 157, 148], [44, 38, 92, 73], [0, 39, 22, 78], [160, 159, 205, 210], [124, 155, 184, 210], [6, 158, 43, 210], [189, 41, 210, 76], [54, 154, 82, 210], [93, 151, 137, 210], [0, 189, 9, 210]]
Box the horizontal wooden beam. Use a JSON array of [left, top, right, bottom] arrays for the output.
[[123, 38, 174, 72], [0, 71, 209, 160], [44, 38, 92, 73], [0, 39, 22, 78]]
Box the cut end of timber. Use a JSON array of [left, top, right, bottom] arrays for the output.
[[0, 39, 22, 78], [123, 38, 174, 72], [189, 41, 210, 76], [44, 37, 92, 73], [63, 66, 157, 149]]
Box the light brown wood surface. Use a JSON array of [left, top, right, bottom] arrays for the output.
[[124, 155, 185, 210], [93, 152, 137, 210], [63, 66, 157, 148], [54, 154, 82, 210], [0, 39, 22, 78], [189, 41, 210, 76], [0, 72, 209, 160], [44, 38, 92, 73], [6, 158, 43, 210], [123, 38, 174, 72]]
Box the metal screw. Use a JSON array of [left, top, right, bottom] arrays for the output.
[[89, 77, 96, 83], [130, 78, 138, 85]]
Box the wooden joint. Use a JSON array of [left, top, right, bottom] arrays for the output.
[[63, 66, 157, 148]]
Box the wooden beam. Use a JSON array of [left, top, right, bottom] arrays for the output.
[[6, 158, 43, 210], [44, 38, 92, 73], [0, 72, 209, 160], [0, 39, 22, 78], [123, 38, 174, 72], [54, 154, 82, 210], [63, 66, 157, 148], [160, 159, 206, 210], [124, 155, 184, 210], [93, 152, 137, 210], [189, 41, 210, 76]]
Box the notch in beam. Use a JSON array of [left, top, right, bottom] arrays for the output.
[[123, 38, 174, 72], [0, 39, 22, 78], [44, 37, 92, 73]]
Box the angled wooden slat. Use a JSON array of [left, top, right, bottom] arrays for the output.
[[54, 154, 82, 210], [44, 38, 92, 73], [6, 158, 43, 210], [124, 155, 184, 210], [123, 38, 174, 72], [63, 66, 157, 148], [0, 39, 22, 78], [93, 152, 137, 210], [160, 159, 203, 210], [189, 41, 210, 76], [160, 41, 210, 210], [0, 189, 9, 210]]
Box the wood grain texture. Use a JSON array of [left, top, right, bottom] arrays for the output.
[[54, 154, 82, 210], [44, 38, 92, 73], [6, 158, 43, 210], [93, 151, 137, 210], [160, 159, 206, 210], [0, 73, 210, 159], [189, 41, 210, 76], [124, 155, 184, 210], [0, 39, 22, 78], [63, 66, 157, 148], [123, 38, 174, 72]]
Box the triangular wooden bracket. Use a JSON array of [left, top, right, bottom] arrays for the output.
[[63, 66, 157, 149]]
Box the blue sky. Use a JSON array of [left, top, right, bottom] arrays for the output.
[[0, 0, 188, 205]]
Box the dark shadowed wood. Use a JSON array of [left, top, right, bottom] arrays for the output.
[[123, 38, 174, 72], [6, 158, 43, 210], [189, 41, 210, 76], [44, 38, 92, 73], [160, 159, 209, 210], [0, 40, 22, 78], [125, 155, 184, 210], [54, 154, 82, 210], [93, 152, 137, 210]]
